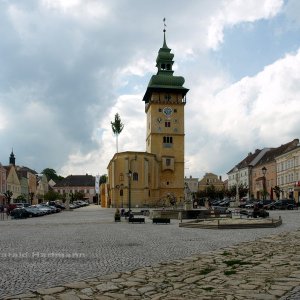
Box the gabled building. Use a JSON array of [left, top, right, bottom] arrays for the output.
[[227, 148, 270, 199], [4, 165, 21, 202], [16, 166, 38, 204], [252, 139, 299, 200]]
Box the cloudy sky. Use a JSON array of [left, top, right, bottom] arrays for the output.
[[0, 0, 300, 180]]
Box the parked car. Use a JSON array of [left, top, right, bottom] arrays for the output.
[[10, 208, 30, 219], [24, 206, 44, 217], [240, 200, 257, 209], [274, 199, 296, 210], [212, 206, 231, 214], [32, 204, 53, 214], [14, 203, 30, 208], [258, 199, 273, 209]]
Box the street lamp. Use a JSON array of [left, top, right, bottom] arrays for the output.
[[262, 166, 267, 200], [128, 170, 132, 212], [120, 184, 124, 208]]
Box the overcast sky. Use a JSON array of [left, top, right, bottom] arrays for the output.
[[1, 0, 300, 180]]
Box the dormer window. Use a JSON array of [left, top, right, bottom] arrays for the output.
[[166, 64, 171, 70], [161, 63, 166, 70]]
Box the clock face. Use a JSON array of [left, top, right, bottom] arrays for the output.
[[163, 107, 173, 118]]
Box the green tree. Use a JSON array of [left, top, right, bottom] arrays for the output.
[[44, 190, 61, 202], [16, 194, 27, 203], [41, 168, 64, 182], [111, 113, 124, 153], [74, 191, 85, 200], [100, 174, 107, 184]]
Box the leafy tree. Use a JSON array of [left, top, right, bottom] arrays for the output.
[[44, 190, 61, 202], [111, 113, 124, 153], [226, 184, 248, 199], [16, 194, 27, 203], [100, 174, 107, 184], [41, 168, 64, 182], [74, 191, 85, 200]]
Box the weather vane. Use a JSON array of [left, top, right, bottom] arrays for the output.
[[163, 17, 166, 32]]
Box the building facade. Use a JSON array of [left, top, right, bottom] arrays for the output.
[[198, 173, 224, 192], [276, 143, 300, 201], [53, 174, 96, 203]]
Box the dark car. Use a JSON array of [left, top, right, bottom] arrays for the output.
[[257, 200, 273, 209], [24, 206, 44, 217], [10, 208, 30, 219], [274, 199, 296, 210], [240, 200, 256, 209]]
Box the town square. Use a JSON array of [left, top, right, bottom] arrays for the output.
[[1, 205, 300, 299], [1, 1, 300, 299]]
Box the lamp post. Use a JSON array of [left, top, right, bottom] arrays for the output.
[[128, 170, 132, 212], [127, 155, 137, 213], [262, 166, 267, 200]]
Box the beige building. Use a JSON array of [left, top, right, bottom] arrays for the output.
[[5, 165, 21, 202], [106, 30, 188, 208], [276, 142, 300, 201], [198, 173, 224, 192], [251, 139, 298, 200], [53, 174, 96, 203]]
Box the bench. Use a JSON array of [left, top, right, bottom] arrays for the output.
[[128, 217, 145, 223], [152, 217, 170, 224]]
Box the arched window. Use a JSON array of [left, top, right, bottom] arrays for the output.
[[133, 172, 138, 181]]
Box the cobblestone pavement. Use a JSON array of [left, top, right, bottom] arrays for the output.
[[1, 205, 300, 299]]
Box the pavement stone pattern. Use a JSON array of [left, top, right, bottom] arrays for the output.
[[1, 206, 300, 299]]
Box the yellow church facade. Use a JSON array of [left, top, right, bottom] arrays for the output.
[[105, 29, 189, 208]]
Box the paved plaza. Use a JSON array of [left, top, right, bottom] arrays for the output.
[[1, 205, 300, 299]]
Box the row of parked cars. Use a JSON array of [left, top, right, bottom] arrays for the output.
[[9, 200, 89, 219], [239, 199, 297, 210], [210, 198, 231, 207]]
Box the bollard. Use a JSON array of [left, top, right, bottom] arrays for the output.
[[178, 212, 182, 223]]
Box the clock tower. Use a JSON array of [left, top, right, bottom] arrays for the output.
[[142, 27, 189, 201]]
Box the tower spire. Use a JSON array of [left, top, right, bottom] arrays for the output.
[[163, 17, 168, 48], [9, 148, 15, 165]]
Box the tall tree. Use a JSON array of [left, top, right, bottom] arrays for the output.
[[100, 174, 107, 184], [111, 113, 124, 153], [41, 168, 64, 182]]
